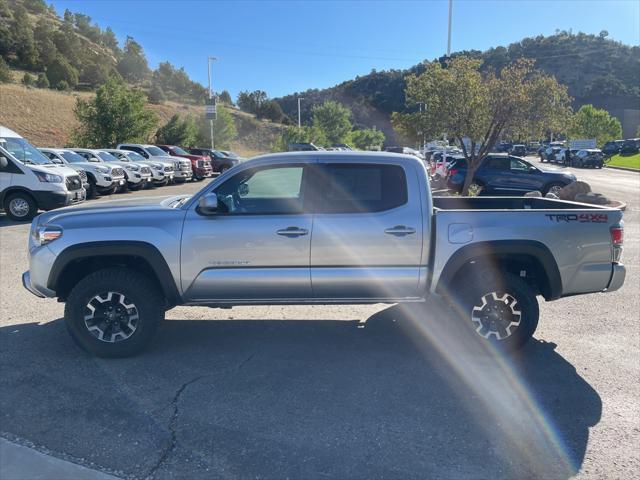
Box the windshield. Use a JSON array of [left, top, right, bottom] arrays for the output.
[[214, 150, 229, 158], [172, 146, 190, 155], [146, 146, 166, 156], [0, 136, 53, 165], [97, 151, 119, 162], [61, 151, 86, 164], [127, 151, 146, 161]]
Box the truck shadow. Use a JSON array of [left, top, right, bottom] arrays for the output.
[[0, 305, 601, 480]]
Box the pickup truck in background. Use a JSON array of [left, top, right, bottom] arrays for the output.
[[22, 152, 626, 357]]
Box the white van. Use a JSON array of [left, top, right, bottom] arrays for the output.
[[0, 126, 86, 221]]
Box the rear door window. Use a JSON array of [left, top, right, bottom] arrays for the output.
[[316, 163, 407, 213]]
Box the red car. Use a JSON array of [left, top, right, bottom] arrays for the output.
[[156, 145, 213, 181]]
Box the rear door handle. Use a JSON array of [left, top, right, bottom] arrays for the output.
[[384, 225, 416, 236], [276, 227, 309, 237]]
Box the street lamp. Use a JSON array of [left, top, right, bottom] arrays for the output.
[[297, 96, 304, 128]]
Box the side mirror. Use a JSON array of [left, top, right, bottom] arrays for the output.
[[0, 155, 7, 169], [198, 193, 218, 215]]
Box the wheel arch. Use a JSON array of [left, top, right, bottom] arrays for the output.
[[1, 187, 37, 206], [436, 240, 563, 301], [48, 241, 181, 306]]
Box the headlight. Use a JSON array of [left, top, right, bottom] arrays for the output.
[[152, 163, 163, 170], [34, 171, 63, 183], [96, 165, 110, 173], [125, 164, 139, 171], [34, 225, 63, 246]]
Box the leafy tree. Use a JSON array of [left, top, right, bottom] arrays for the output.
[[218, 90, 232, 105], [117, 36, 149, 83], [24, 0, 47, 14], [272, 125, 327, 152], [36, 72, 49, 88], [56, 79, 69, 90], [392, 56, 571, 194], [197, 106, 237, 149], [10, 5, 39, 69], [312, 100, 352, 145], [147, 83, 166, 104], [79, 61, 113, 88], [102, 27, 119, 52], [22, 72, 35, 86], [569, 104, 623, 147], [156, 114, 199, 146], [257, 100, 284, 123], [0, 57, 12, 83], [237, 90, 267, 114], [46, 56, 78, 89], [33, 19, 58, 68], [0, 0, 11, 18], [350, 128, 385, 150], [71, 76, 158, 147]]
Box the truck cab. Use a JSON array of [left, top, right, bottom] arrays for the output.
[[0, 126, 85, 221]]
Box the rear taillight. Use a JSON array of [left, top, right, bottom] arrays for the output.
[[611, 227, 624, 245]]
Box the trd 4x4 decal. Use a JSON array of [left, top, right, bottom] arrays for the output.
[[545, 213, 609, 223]]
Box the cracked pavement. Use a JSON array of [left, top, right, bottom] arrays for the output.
[[1, 167, 638, 479]]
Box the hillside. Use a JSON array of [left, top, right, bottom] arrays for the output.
[[275, 32, 640, 143], [0, 83, 280, 155]]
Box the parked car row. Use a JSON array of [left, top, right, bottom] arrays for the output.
[[602, 138, 640, 155], [0, 125, 244, 221]]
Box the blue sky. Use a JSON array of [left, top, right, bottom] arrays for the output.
[[51, 1, 640, 99]]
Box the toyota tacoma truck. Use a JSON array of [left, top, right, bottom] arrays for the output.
[[22, 152, 626, 357]]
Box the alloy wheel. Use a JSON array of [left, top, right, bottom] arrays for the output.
[[471, 292, 522, 340], [84, 291, 139, 343], [8, 197, 30, 218]]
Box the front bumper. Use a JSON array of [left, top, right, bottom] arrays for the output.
[[194, 166, 213, 177], [33, 189, 86, 211], [174, 170, 192, 179], [606, 263, 626, 292], [22, 271, 46, 298]]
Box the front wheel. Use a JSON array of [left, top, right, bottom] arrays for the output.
[[64, 268, 165, 358], [4, 192, 37, 221], [460, 270, 539, 351]]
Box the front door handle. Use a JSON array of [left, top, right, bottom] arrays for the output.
[[276, 227, 309, 237], [384, 225, 416, 236]]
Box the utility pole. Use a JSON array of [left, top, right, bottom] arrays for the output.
[[447, 0, 453, 56], [297, 96, 304, 128], [207, 56, 217, 149]]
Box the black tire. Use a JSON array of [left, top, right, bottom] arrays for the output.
[[543, 182, 565, 196], [128, 182, 143, 191], [97, 186, 116, 196], [64, 268, 165, 358], [3, 191, 37, 221], [219, 165, 230, 174], [87, 178, 99, 199], [459, 269, 539, 351]]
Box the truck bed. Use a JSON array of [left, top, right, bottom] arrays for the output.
[[432, 196, 612, 211]]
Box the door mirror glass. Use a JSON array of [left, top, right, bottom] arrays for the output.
[[238, 183, 249, 197], [0, 155, 8, 169], [198, 193, 219, 215]]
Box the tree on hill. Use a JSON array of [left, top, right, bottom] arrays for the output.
[[35, 72, 49, 88], [117, 36, 149, 83], [350, 128, 385, 150], [0, 57, 12, 83], [147, 83, 166, 104], [156, 114, 199, 147], [71, 76, 158, 147], [33, 19, 58, 68], [196, 106, 237, 149], [272, 125, 327, 152], [237, 90, 267, 114], [392, 56, 572, 194], [218, 90, 233, 105], [257, 100, 284, 123], [569, 104, 622, 147], [312, 100, 352, 145], [46, 56, 78, 89], [10, 5, 39, 69]]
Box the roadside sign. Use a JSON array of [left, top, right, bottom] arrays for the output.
[[569, 139, 597, 149], [205, 98, 217, 120]]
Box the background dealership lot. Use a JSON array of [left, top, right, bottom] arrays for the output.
[[0, 164, 638, 479]]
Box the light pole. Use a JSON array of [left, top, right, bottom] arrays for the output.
[[297, 96, 304, 128], [207, 56, 217, 149], [447, 0, 453, 56]]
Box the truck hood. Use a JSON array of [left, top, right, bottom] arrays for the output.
[[28, 163, 79, 178], [36, 194, 192, 224]]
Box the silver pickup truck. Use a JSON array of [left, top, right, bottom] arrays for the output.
[[22, 152, 626, 357]]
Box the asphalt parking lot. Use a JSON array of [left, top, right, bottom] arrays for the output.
[[1, 165, 638, 479]]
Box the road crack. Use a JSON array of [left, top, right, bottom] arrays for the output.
[[144, 352, 256, 479]]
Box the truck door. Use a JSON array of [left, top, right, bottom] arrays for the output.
[[310, 161, 424, 300], [181, 163, 314, 301]]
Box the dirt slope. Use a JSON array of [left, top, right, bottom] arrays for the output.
[[0, 83, 280, 156]]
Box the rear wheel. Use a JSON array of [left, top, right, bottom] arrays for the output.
[[544, 182, 565, 196], [64, 268, 165, 358], [4, 192, 37, 221], [459, 270, 539, 351]]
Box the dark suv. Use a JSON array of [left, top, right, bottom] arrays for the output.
[[620, 138, 640, 155], [187, 148, 238, 173], [602, 140, 624, 156], [509, 144, 526, 157], [447, 154, 576, 196]]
